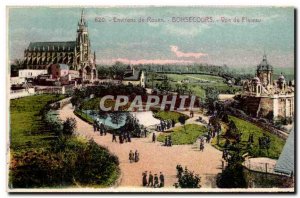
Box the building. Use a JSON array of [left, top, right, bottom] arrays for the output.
[[22, 10, 97, 81], [241, 54, 294, 120], [122, 65, 145, 87], [19, 69, 47, 79], [48, 64, 69, 79]]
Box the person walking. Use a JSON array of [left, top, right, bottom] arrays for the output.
[[200, 142, 204, 152], [112, 133, 117, 142], [172, 119, 175, 127], [164, 136, 168, 146], [148, 172, 153, 187], [154, 174, 159, 188], [142, 171, 148, 187], [143, 128, 147, 138], [152, 132, 156, 143], [159, 172, 164, 187], [93, 121, 97, 132], [135, 150, 139, 162], [129, 150, 134, 163]]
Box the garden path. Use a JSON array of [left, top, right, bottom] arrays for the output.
[[58, 104, 222, 188]]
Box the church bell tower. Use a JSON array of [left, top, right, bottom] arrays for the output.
[[76, 9, 90, 69]]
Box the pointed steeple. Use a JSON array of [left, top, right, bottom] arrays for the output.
[[263, 51, 267, 62], [80, 9, 84, 24]]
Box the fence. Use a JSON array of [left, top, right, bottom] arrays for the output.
[[10, 88, 35, 99], [10, 85, 75, 99]]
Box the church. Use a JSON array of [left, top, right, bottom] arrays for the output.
[[240, 54, 294, 121], [22, 10, 97, 81]]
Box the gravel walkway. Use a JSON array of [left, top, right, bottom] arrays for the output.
[[58, 104, 222, 188]]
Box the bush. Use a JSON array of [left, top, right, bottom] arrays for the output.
[[10, 139, 119, 188], [175, 165, 201, 188], [62, 118, 77, 136], [216, 150, 247, 188]]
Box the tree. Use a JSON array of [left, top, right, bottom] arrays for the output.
[[70, 89, 85, 108], [110, 112, 125, 127], [205, 88, 219, 114], [11, 59, 25, 77], [216, 148, 247, 188], [62, 118, 77, 136], [110, 61, 126, 80], [98, 111, 108, 125], [178, 115, 187, 133]]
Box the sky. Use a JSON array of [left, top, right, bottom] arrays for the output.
[[8, 6, 294, 67]]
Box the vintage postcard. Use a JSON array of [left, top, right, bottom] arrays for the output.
[[7, 6, 295, 192]]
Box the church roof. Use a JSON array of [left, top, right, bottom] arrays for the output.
[[123, 70, 143, 81], [257, 54, 273, 71], [274, 127, 294, 176], [27, 41, 76, 52]]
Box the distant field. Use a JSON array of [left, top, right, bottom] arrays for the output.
[[166, 74, 241, 98]]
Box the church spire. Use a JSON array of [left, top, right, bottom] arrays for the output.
[[79, 8, 87, 27]]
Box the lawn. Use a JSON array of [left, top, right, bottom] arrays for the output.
[[74, 109, 94, 124], [10, 94, 65, 152], [153, 110, 189, 123], [9, 94, 120, 188], [211, 116, 285, 159], [157, 124, 206, 145]]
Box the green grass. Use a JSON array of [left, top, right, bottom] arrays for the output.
[[147, 73, 242, 98], [157, 124, 206, 145], [74, 109, 95, 124], [211, 116, 285, 159], [10, 94, 121, 188], [10, 94, 65, 152], [153, 110, 189, 123]]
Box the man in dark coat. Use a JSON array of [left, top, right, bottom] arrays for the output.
[[148, 172, 153, 187], [142, 171, 148, 186], [112, 133, 117, 142], [159, 172, 164, 187], [152, 133, 156, 143], [154, 174, 159, 188]]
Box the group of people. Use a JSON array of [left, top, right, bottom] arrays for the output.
[[135, 128, 148, 138], [164, 135, 173, 147], [142, 171, 164, 188], [111, 131, 132, 144], [129, 150, 140, 163], [93, 121, 107, 136], [156, 119, 175, 132]]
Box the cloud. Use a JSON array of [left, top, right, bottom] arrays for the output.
[[170, 45, 208, 59], [98, 58, 196, 65]]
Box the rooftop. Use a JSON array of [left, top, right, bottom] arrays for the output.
[[257, 54, 273, 71], [27, 41, 76, 52], [274, 127, 294, 176], [123, 70, 142, 81]]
